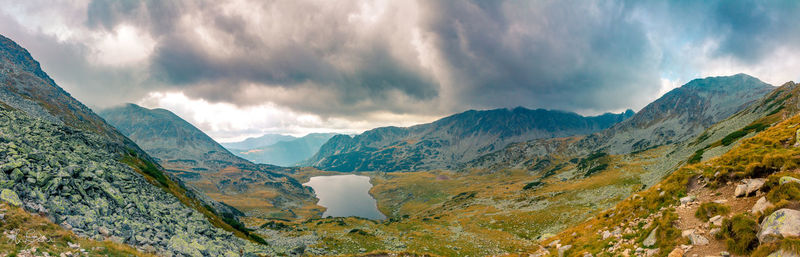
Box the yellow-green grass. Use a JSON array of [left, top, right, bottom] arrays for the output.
[[252, 145, 676, 256], [546, 112, 800, 256]]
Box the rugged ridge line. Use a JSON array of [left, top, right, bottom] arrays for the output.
[[304, 107, 634, 172]]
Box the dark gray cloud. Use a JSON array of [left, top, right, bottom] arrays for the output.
[[1, 0, 799, 122], [419, 0, 661, 113]]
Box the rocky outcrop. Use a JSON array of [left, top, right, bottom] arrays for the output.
[[0, 108, 269, 255], [735, 178, 765, 197], [758, 209, 800, 243]]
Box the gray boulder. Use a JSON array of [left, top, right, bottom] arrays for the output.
[[735, 178, 765, 197], [759, 208, 800, 243], [643, 226, 658, 247], [688, 233, 709, 246], [751, 196, 774, 214]]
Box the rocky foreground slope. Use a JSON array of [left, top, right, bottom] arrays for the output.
[[0, 34, 277, 255], [304, 107, 634, 172], [0, 103, 267, 255]]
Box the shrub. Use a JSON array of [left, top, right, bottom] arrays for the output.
[[751, 237, 800, 257], [523, 181, 545, 190], [688, 149, 704, 164], [722, 130, 748, 146], [720, 214, 759, 255], [653, 210, 683, 249], [694, 202, 730, 222], [766, 182, 800, 203], [584, 163, 609, 177]]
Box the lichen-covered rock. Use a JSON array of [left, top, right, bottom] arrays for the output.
[[759, 209, 800, 243], [780, 176, 800, 185], [0, 188, 21, 206]]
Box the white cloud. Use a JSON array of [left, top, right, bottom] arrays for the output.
[[89, 24, 156, 66], [137, 91, 440, 142]]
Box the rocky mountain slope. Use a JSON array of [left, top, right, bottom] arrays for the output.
[[542, 95, 800, 257], [99, 103, 318, 219], [227, 133, 337, 166], [596, 73, 773, 154], [0, 34, 273, 255], [465, 74, 773, 172], [99, 103, 249, 172], [304, 107, 634, 172]]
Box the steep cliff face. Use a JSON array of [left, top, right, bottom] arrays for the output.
[[0, 34, 273, 255], [303, 107, 633, 172]]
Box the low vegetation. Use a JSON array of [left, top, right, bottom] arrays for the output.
[[719, 214, 759, 255], [694, 202, 730, 222]]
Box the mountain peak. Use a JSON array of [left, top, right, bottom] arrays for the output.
[[682, 73, 771, 92]]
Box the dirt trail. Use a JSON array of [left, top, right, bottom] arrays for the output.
[[674, 179, 759, 257]]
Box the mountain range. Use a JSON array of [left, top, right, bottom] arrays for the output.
[[303, 108, 635, 172], [466, 73, 773, 172]]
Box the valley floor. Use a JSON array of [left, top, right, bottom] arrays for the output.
[[235, 145, 687, 256]]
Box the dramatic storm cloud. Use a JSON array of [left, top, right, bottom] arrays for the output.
[[1, 0, 799, 141]]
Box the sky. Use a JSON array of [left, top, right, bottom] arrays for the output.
[[1, 0, 799, 142]]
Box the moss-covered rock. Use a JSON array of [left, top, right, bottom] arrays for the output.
[[0, 188, 20, 206]]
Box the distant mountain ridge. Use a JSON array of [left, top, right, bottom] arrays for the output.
[[227, 133, 337, 166], [221, 134, 297, 150], [303, 107, 634, 172], [465, 73, 774, 171]]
